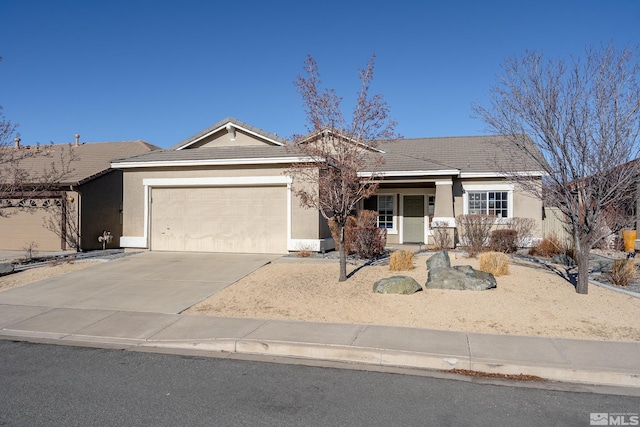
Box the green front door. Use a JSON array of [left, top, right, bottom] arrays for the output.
[[403, 196, 424, 243]]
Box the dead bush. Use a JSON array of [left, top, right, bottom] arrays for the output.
[[456, 214, 494, 257], [295, 243, 313, 258], [431, 220, 452, 250], [22, 241, 39, 261], [528, 235, 564, 258], [607, 259, 637, 287], [356, 209, 378, 228], [329, 210, 386, 259], [505, 217, 537, 247], [328, 215, 357, 253], [479, 251, 509, 276], [350, 227, 387, 259], [489, 229, 518, 253], [389, 250, 414, 271]]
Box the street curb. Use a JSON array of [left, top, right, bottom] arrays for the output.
[[1, 330, 638, 390], [136, 338, 640, 389]]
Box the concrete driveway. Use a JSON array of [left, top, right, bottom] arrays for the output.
[[0, 252, 281, 314]]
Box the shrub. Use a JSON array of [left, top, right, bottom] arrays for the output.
[[607, 259, 637, 287], [389, 250, 414, 271], [479, 251, 510, 276], [295, 243, 313, 258], [329, 210, 387, 259], [350, 227, 387, 259], [528, 235, 564, 258], [489, 229, 518, 253], [329, 210, 380, 258], [456, 214, 494, 257], [505, 217, 537, 247], [431, 220, 452, 250], [328, 215, 357, 254], [22, 241, 38, 261], [356, 209, 378, 228]]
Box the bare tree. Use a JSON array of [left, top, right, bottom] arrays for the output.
[[43, 197, 80, 251], [289, 55, 398, 281], [474, 44, 640, 294], [0, 107, 78, 218]]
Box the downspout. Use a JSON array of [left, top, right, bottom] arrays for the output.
[[70, 184, 81, 251], [60, 191, 67, 251], [77, 190, 81, 251]]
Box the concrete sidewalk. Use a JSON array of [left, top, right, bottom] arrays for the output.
[[0, 304, 638, 393]]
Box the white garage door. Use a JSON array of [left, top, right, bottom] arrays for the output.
[[150, 186, 287, 253]]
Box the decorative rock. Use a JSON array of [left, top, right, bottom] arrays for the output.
[[373, 276, 422, 294], [426, 250, 451, 270], [551, 253, 576, 267], [0, 263, 14, 277], [426, 265, 497, 291]]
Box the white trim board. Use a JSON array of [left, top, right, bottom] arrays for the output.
[[143, 176, 292, 187], [112, 157, 311, 169]]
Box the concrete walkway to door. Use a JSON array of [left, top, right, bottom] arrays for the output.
[[0, 252, 280, 314]]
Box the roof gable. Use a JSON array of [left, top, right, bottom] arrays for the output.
[[171, 117, 287, 150], [294, 128, 384, 154]]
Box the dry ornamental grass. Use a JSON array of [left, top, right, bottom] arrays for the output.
[[479, 251, 509, 276]]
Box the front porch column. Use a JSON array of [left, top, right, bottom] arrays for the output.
[[432, 181, 456, 248], [433, 181, 455, 223]]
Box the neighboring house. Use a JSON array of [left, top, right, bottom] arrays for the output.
[[111, 117, 544, 254], [0, 139, 159, 251]]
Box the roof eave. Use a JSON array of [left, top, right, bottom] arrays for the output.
[[459, 171, 546, 178], [111, 156, 313, 169], [358, 169, 460, 178]]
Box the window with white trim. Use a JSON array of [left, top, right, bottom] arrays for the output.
[[363, 194, 395, 229], [467, 191, 509, 217]]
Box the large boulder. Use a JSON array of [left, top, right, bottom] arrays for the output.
[[0, 263, 14, 277], [373, 276, 422, 294], [426, 250, 451, 270], [426, 265, 497, 291]]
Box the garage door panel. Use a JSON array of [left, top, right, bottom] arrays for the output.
[[151, 186, 287, 253]]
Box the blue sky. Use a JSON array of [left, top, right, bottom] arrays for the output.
[[1, 0, 639, 148]]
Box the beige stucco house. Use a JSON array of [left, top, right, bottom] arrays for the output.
[[112, 118, 544, 254], [0, 139, 158, 251]]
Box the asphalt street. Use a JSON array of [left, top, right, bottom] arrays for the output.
[[1, 341, 638, 426]]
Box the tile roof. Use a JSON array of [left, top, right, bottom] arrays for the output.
[[112, 145, 296, 164], [1, 140, 159, 186], [113, 134, 543, 176], [378, 135, 543, 174]]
